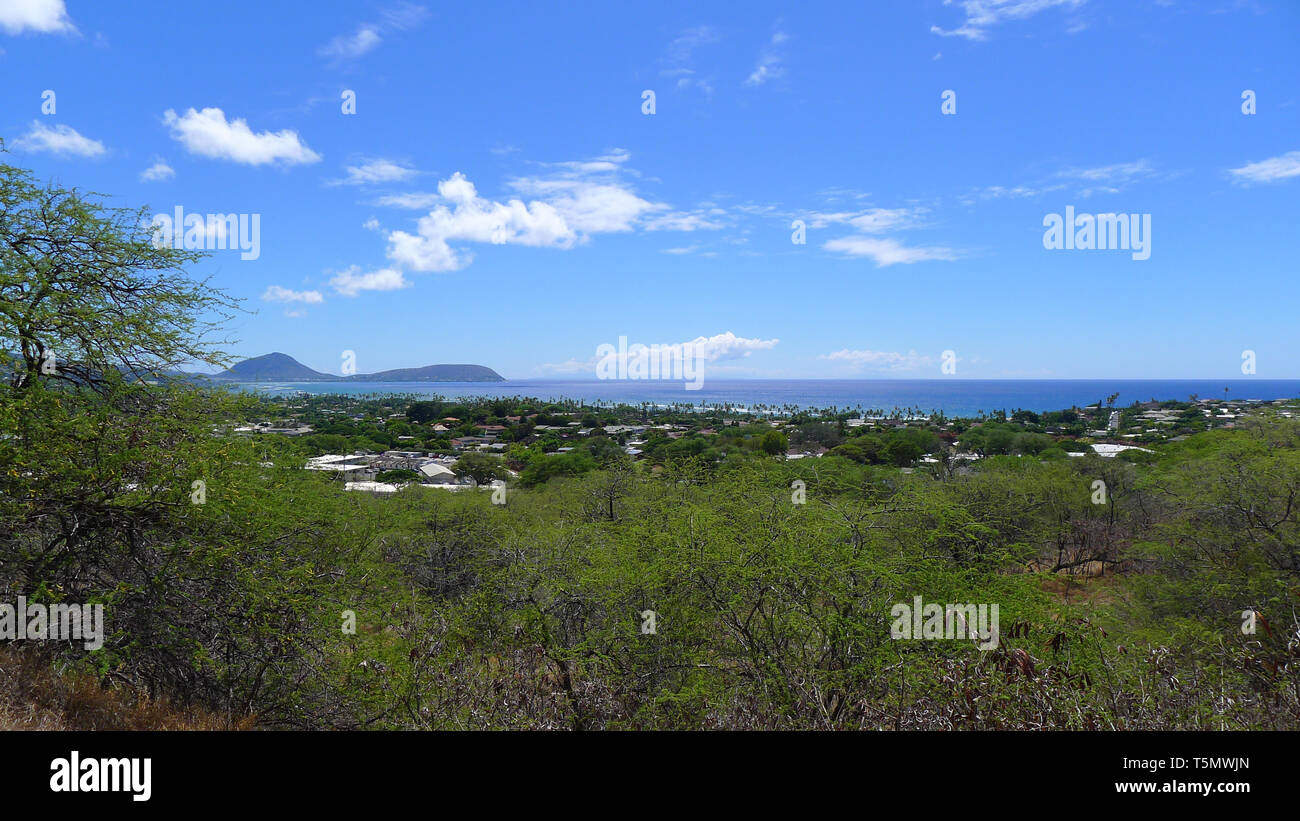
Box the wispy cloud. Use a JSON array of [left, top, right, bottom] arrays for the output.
[[804, 207, 927, 232], [819, 348, 935, 371], [163, 107, 321, 166], [1229, 150, 1300, 185], [262, 285, 324, 304], [373, 192, 443, 209], [320, 25, 381, 59], [823, 236, 957, 266], [12, 121, 105, 157], [332, 158, 419, 186], [139, 158, 174, 182], [1058, 159, 1154, 196], [963, 182, 1065, 202], [807, 204, 954, 266], [745, 29, 788, 87], [330, 265, 410, 297], [539, 331, 779, 374], [319, 2, 428, 60], [662, 25, 719, 96], [643, 209, 726, 231], [964, 159, 1156, 203], [931, 0, 1086, 41], [535, 357, 592, 375], [667, 25, 718, 64]]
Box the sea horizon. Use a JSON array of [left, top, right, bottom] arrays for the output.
[[232, 377, 1300, 417]]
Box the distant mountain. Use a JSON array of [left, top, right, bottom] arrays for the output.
[[344, 364, 504, 383], [210, 353, 505, 383], [213, 352, 333, 381]]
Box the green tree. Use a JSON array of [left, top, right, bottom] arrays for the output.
[[376, 468, 421, 483], [453, 451, 508, 484], [759, 430, 788, 455], [1, 148, 238, 390]]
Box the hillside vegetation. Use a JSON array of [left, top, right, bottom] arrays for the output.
[[2, 150, 1297, 730]]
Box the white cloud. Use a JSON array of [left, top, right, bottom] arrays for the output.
[[963, 182, 1065, 203], [198, 218, 234, 247], [806, 204, 952, 266], [819, 349, 934, 371], [674, 74, 714, 96], [12, 121, 105, 157], [514, 151, 698, 234], [330, 265, 410, 296], [662, 245, 699, 255], [1058, 159, 1153, 196], [663, 26, 719, 97], [966, 159, 1154, 203], [0, 0, 74, 34], [643, 210, 725, 232], [509, 177, 655, 234], [540, 331, 779, 374], [262, 285, 324, 304], [931, 0, 1086, 41], [823, 236, 957, 266], [320, 24, 381, 58], [382, 151, 701, 272], [373, 192, 442, 209], [745, 30, 788, 87], [745, 59, 781, 87], [546, 149, 631, 174], [334, 159, 418, 185], [535, 357, 592, 375], [386, 173, 576, 272], [688, 331, 780, 361], [848, 208, 926, 233], [319, 3, 428, 60], [162, 107, 321, 166], [1065, 161, 1150, 182], [667, 25, 718, 64], [804, 207, 926, 232], [140, 159, 174, 182], [1229, 150, 1300, 185]]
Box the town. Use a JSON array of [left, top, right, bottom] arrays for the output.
[[227, 390, 1299, 493]]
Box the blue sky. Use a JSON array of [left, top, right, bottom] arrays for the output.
[[3, 0, 1298, 379]]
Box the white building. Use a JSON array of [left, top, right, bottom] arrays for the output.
[[1091, 443, 1153, 458], [418, 463, 458, 484]]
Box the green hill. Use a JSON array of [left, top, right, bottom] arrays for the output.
[[344, 363, 504, 382], [212, 354, 505, 382], [213, 352, 332, 381]]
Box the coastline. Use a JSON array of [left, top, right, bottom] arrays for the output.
[[226, 377, 1300, 418]]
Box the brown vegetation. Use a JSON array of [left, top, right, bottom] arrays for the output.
[[0, 645, 253, 731]]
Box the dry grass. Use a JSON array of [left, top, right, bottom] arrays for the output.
[[0, 645, 255, 731], [1039, 572, 1127, 608]]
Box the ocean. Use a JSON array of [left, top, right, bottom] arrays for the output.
[[231, 378, 1300, 418]]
